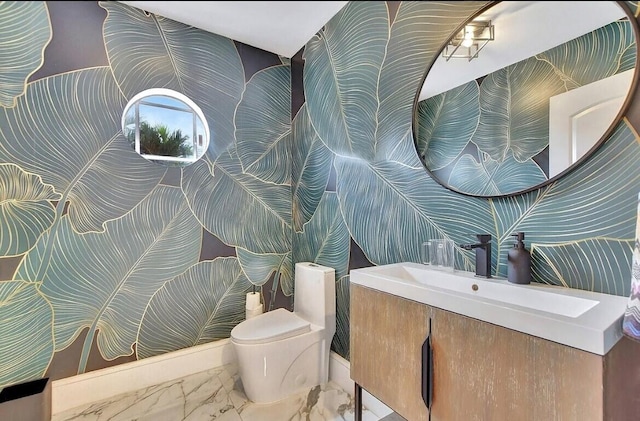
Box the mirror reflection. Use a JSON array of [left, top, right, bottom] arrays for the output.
[[122, 88, 209, 166], [414, 1, 637, 197]]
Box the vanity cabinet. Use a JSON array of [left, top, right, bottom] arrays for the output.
[[350, 283, 431, 421], [350, 283, 640, 421]]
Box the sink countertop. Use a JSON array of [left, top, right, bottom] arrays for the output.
[[350, 262, 629, 355]]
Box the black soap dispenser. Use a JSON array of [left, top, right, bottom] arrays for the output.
[[507, 232, 531, 285]]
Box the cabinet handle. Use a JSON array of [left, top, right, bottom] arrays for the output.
[[421, 333, 433, 409]]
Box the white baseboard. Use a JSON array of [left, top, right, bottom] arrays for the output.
[[51, 339, 236, 415], [51, 340, 392, 419]]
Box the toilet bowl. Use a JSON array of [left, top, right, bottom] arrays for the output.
[[230, 262, 336, 404]]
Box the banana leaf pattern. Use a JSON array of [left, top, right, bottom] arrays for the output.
[[1, 0, 640, 389], [333, 274, 351, 359], [293, 192, 350, 281], [235, 64, 291, 185], [137, 258, 252, 358], [0, 1, 50, 108], [292, 104, 334, 232], [299, 0, 640, 360], [102, 1, 245, 160], [0, 164, 60, 256], [237, 248, 292, 296], [16, 186, 202, 373], [0, 0, 287, 388], [0, 281, 53, 387], [415, 80, 480, 171]]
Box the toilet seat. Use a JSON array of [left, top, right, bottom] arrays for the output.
[[231, 308, 310, 345]]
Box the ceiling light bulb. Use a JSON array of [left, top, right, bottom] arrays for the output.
[[460, 26, 474, 48]]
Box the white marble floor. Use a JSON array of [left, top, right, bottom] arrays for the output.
[[52, 364, 380, 421]]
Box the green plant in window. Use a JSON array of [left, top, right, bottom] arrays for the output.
[[138, 121, 193, 158]]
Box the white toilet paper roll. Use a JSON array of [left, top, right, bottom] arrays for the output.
[[245, 292, 261, 310], [246, 304, 264, 320]]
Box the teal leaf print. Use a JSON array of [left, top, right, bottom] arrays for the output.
[[375, 1, 489, 160], [0, 1, 51, 108], [304, 1, 489, 162], [495, 123, 640, 244], [449, 153, 547, 197], [236, 65, 291, 184], [332, 274, 350, 360], [490, 122, 640, 278], [137, 258, 252, 358], [415, 81, 480, 171], [537, 20, 636, 90], [0, 281, 53, 389], [471, 59, 566, 163], [0, 164, 60, 256], [101, 1, 245, 158], [0, 67, 166, 233], [532, 239, 633, 295], [237, 248, 293, 296], [334, 157, 493, 270], [182, 150, 291, 254], [293, 192, 350, 280], [292, 104, 334, 232], [303, 1, 389, 160], [387, 131, 425, 169], [17, 186, 202, 373]]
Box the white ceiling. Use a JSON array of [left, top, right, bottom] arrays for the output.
[[119, 1, 348, 58]]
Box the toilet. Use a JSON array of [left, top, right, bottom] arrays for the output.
[[230, 262, 336, 403]]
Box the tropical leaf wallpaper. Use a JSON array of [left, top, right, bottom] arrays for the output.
[[294, 0, 640, 360], [1, 0, 640, 392], [0, 0, 290, 390], [415, 17, 636, 196], [0, 2, 51, 108]]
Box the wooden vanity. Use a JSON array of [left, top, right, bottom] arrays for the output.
[[350, 283, 640, 421]]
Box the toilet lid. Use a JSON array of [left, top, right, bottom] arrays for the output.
[[231, 308, 310, 345]]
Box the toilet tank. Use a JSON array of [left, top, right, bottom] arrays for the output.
[[294, 262, 336, 332]]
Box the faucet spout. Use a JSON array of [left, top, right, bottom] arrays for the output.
[[459, 243, 486, 251], [460, 234, 492, 278]]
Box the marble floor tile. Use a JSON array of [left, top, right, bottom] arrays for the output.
[[53, 364, 378, 421]]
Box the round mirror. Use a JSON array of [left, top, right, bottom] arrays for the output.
[[122, 88, 210, 166], [413, 1, 638, 197]]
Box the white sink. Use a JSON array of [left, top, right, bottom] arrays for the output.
[[370, 264, 599, 318], [350, 262, 629, 355]]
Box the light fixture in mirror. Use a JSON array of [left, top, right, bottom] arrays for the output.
[[122, 88, 210, 166], [442, 19, 494, 62], [413, 1, 638, 197]]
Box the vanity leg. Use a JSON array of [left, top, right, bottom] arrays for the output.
[[354, 382, 362, 421]]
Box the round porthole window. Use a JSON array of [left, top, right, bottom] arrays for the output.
[[122, 88, 210, 166]]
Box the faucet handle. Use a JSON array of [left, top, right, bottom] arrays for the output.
[[476, 234, 492, 243]]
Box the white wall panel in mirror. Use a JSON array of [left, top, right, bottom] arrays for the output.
[[549, 69, 634, 177]]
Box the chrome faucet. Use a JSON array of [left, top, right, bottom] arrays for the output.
[[459, 234, 492, 278]]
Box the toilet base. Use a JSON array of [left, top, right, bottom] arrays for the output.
[[232, 332, 330, 404]]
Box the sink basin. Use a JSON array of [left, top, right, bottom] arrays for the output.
[[350, 262, 629, 355], [370, 264, 599, 318]]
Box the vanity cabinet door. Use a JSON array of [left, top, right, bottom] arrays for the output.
[[429, 308, 603, 421], [350, 284, 431, 421]]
